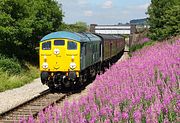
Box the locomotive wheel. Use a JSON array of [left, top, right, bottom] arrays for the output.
[[63, 80, 71, 88], [47, 80, 56, 92], [48, 85, 56, 92], [40, 72, 49, 84], [74, 80, 83, 90]]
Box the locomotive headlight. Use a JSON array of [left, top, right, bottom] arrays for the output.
[[54, 48, 60, 55], [70, 62, 76, 69], [42, 62, 48, 69]]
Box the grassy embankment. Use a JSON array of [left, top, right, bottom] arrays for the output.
[[0, 55, 39, 92], [128, 39, 156, 57]]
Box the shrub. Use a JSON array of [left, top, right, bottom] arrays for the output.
[[0, 63, 39, 92], [129, 40, 155, 54], [0, 55, 21, 74]]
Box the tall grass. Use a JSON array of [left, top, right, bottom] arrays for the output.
[[129, 40, 155, 53], [0, 55, 39, 92], [129, 37, 156, 57]]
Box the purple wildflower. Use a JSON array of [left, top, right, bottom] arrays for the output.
[[122, 112, 129, 120], [27, 115, 34, 123], [104, 119, 111, 123], [143, 37, 150, 42], [133, 110, 142, 122]]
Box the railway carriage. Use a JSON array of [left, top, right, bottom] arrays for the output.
[[96, 34, 125, 69], [39, 31, 125, 90]]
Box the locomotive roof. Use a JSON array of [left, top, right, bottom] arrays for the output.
[[40, 31, 101, 42]]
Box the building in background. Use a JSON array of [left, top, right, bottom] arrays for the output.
[[90, 18, 149, 48], [90, 24, 136, 35]]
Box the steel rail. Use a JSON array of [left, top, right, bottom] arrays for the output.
[[0, 89, 70, 122]]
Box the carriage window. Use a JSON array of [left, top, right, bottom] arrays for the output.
[[42, 41, 51, 50], [68, 41, 77, 50], [54, 40, 65, 46]]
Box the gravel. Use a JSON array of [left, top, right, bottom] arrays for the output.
[[0, 78, 48, 114]]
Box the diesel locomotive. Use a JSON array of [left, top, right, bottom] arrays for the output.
[[39, 31, 125, 90]]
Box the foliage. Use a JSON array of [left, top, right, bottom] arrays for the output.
[[0, 54, 39, 92], [61, 21, 88, 32], [18, 38, 179, 122], [0, 0, 63, 62], [0, 63, 39, 92], [0, 55, 21, 74], [147, 0, 180, 40], [129, 39, 155, 55]]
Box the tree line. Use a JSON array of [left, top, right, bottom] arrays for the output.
[[0, 0, 87, 63], [3, 0, 179, 63], [147, 0, 180, 40]]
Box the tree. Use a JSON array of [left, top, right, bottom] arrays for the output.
[[147, 0, 180, 40], [0, 0, 33, 59], [0, 0, 63, 62], [31, 0, 63, 47], [75, 21, 88, 32], [162, 4, 180, 37], [61, 21, 88, 32]]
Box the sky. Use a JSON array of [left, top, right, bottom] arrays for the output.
[[57, 0, 151, 25]]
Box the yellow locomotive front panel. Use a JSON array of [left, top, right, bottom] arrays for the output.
[[39, 38, 81, 89], [40, 39, 80, 72]]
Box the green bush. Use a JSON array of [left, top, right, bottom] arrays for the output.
[[129, 41, 156, 56], [0, 54, 39, 92], [129, 43, 144, 53], [0, 55, 21, 74], [0, 63, 39, 92]]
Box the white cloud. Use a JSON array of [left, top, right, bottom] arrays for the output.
[[102, 0, 113, 9], [84, 10, 93, 17]]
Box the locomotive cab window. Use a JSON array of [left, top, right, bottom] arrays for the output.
[[42, 41, 51, 50], [54, 40, 65, 46], [67, 41, 77, 50]]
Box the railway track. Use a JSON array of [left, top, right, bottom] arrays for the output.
[[0, 89, 70, 122]]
